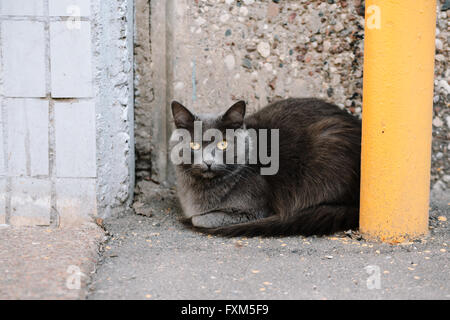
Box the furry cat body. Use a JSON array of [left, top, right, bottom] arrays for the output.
[[171, 98, 361, 237]]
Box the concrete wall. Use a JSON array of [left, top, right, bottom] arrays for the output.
[[431, 0, 450, 205], [135, 0, 174, 183], [134, 0, 155, 182], [0, 0, 134, 226], [135, 0, 449, 203]]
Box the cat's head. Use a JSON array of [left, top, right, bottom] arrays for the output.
[[170, 100, 253, 179]]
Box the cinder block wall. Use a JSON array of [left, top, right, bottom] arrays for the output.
[[0, 0, 135, 227]]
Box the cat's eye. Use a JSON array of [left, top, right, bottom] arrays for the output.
[[190, 142, 201, 150], [217, 140, 228, 150]]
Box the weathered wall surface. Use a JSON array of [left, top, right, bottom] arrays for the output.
[[93, 0, 135, 218], [0, 0, 134, 226], [134, 0, 153, 181], [135, 0, 172, 183], [135, 0, 449, 203], [431, 0, 450, 205]]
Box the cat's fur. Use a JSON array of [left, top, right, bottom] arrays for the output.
[[171, 98, 361, 237]]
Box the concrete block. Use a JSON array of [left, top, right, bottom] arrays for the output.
[[55, 101, 96, 177], [0, 0, 44, 16], [6, 99, 49, 176], [0, 178, 5, 224], [50, 21, 93, 98], [56, 178, 97, 227], [6, 100, 27, 176], [1, 21, 46, 97], [49, 0, 91, 17], [10, 177, 51, 226]]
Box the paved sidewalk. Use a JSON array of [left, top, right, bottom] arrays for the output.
[[88, 182, 450, 300], [0, 223, 104, 299], [2, 182, 447, 300]]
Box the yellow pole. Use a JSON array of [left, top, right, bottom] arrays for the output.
[[360, 0, 437, 243]]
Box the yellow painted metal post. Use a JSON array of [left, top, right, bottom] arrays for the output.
[[360, 0, 437, 243]]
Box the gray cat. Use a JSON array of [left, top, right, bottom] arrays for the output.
[[170, 98, 361, 236]]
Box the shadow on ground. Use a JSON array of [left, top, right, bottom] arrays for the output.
[[88, 181, 450, 300]]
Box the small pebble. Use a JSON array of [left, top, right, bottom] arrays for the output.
[[433, 117, 443, 127], [257, 42, 271, 58], [224, 54, 235, 71], [242, 58, 252, 69]]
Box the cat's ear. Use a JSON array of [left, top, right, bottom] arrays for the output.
[[222, 100, 246, 127], [171, 101, 195, 128]]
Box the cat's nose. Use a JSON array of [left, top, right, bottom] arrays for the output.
[[204, 160, 213, 169]]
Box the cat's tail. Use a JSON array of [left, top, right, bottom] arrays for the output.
[[195, 205, 359, 237]]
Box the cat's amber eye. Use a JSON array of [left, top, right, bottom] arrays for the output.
[[190, 142, 201, 150], [216, 140, 228, 150]]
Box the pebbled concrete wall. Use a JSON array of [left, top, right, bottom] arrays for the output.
[[0, 0, 134, 226], [134, 0, 449, 204]]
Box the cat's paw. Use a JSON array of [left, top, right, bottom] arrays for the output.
[[191, 213, 225, 229]]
